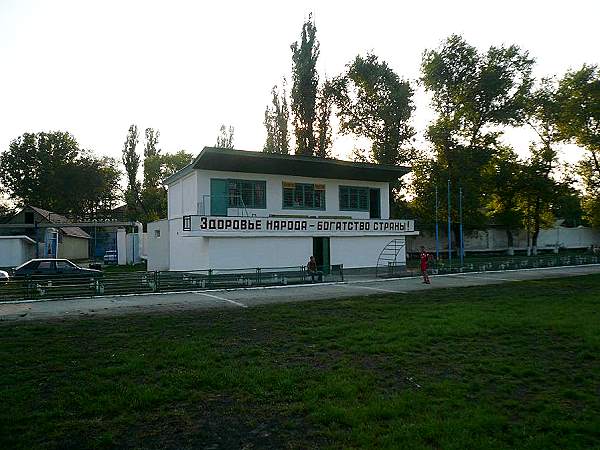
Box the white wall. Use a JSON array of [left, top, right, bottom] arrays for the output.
[[147, 220, 170, 271], [0, 237, 35, 268], [168, 172, 197, 219], [207, 237, 312, 269], [116, 228, 127, 265], [163, 233, 405, 271], [168, 168, 390, 220], [408, 226, 600, 253], [169, 217, 210, 271], [331, 236, 405, 268]]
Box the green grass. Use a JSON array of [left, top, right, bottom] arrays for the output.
[[1, 276, 600, 449]]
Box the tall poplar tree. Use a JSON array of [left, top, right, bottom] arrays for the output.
[[264, 83, 290, 154], [121, 124, 142, 215], [290, 14, 319, 156], [143, 128, 162, 189], [216, 125, 235, 149], [315, 80, 334, 158]]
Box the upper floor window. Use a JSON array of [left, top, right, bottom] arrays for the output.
[[228, 179, 266, 209], [282, 182, 326, 210], [339, 186, 369, 211]]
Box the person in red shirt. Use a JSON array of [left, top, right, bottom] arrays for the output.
[[420, 246, 432, 284]]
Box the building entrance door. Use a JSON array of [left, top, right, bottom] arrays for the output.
[[312, 237, 330, 274], [369, 188, 381, 219], [210, 179, 228, 216]]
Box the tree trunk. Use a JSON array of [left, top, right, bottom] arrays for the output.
[[531, 228, 540, 256], [506, 229, 514, 256], [452, 224, 462, 260], [531, 197, 541, 256]]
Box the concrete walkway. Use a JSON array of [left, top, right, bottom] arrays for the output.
[[1, 265, 599, 322]]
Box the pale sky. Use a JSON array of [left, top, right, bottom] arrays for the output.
[[1, 0, 598, 168]]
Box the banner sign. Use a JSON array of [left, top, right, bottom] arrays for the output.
[[185, 216, 415, 236]]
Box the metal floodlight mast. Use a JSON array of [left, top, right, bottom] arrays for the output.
[[458, 187, 465, 267], [435, 185, 439, 261], [447, 179, 451, 266]]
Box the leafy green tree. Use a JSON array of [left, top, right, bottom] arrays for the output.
[[331, 53, 415, 166], [290, 14, 319, 156], [485, 147, 525, 254], [517, 146, 558, 255], [0, 200, 14, 223], [162, 150, 194, 175], [143, 128, 162, 189], [577, 155, 600, 227], [138, 150, 194, 222], [556, 65, 600, 227], [263, 83, 290, 154], [551, 180, 585, 227], [0, 131, 120, 216], [122, 124, 142, 215], [413, 35, 534, 242], [330, 53, 415, 216], [216, 125, 235, 149], [519, 78, 565, 253], [315, 80, 334, 158], [144, 128, 160, 157]]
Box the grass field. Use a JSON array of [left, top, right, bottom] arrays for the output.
[[1, 275, 599, 449]]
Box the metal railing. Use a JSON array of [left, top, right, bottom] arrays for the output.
[[198, 195, 250, 217], [412, 252, 600, 276], [0, 264, 345, 302]]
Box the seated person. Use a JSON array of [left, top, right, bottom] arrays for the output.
[[307, 256, 322, 282]]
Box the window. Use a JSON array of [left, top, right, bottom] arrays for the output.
[[154, 229, 161, 238], [228, 179, 266, 209], [339, 186, 369, 211], [56, 260, 76, 271], [37, 261, 54, 271], [283, 182, 326, 210], [183, 215, 191, 231]]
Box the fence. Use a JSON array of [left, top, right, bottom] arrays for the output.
[[1, 253, 599, 302], [0, 264, 345, 302]]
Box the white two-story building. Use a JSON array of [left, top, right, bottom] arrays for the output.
[[147, 147, 418, 272]]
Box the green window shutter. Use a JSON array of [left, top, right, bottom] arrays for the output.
[[227, 179, 267, 209], [339, 186, 349, 209], [283, 183, 325, 210], [255, 181, 266, 208], [358, 188, 369, 210], [339, 186, 369, 211]]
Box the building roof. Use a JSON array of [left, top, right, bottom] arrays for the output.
[[0, 235, 36, 244], [165, 147, 411, 185], [25, 206, 91, 239]]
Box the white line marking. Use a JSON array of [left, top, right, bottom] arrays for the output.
[[448, 274, 519, 282], [194, 292, 247, 308], [342, 284, 406, 294]]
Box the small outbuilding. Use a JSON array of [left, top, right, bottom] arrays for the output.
[[1, 206, 91, 261], [0, 236, 36, 269]]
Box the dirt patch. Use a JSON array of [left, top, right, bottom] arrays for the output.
[[114, 396, 323, 450]]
